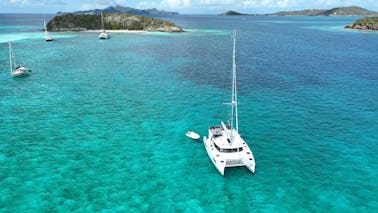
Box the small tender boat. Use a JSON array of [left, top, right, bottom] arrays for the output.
[[186, 131, 200, 140]]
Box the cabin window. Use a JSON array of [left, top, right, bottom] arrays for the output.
[[221, 147, 243, 153], [214, 144, 243, 153]]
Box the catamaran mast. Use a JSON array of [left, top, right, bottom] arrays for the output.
[[44, 20, 48, 38], [232, 31, 239, 133], [9, 42, 12, 73], [101, 11, 104, 32], [9, 42, 17, 73]]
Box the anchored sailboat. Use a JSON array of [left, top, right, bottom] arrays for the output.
[[203, 32, 255, 176], [9, 42, 31, 77], [98, 12, 111, 39], [44, 20, 53, 42]]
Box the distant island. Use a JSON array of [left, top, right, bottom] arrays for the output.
[[220, 6, 378, 16], [219, 11, 247, 16], [58, 4, 178, 16], [268, 6, 378, 16], [47, 14, 184, 32], [345, 16, 378, 30]]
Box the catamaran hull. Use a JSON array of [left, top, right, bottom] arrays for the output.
[[204, 136, 226, 175], [204, 136, 255, 176], [12, 67, 30, 77], [11, 71, 24, 77], [99, 33, 111, 39]]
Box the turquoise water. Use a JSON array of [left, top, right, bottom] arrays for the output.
[[0, 14, 377, 212]]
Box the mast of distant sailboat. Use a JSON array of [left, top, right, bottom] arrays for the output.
[[9, 42, 17, 73], [9, 42, 13, 74], [101, 12, 105, 32], [44, 19, 53, 41], [44, 20, 48, 38]]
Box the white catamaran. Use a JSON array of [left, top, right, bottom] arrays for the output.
[[44, 19, 53, 42], [203, 32, 255, 176], [98, 12, 111, 39], [8, 42, 31, 77]]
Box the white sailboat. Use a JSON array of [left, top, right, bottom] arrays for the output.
[[44, 19, 53, 41], [9, 42, 31, 77], [98, 12, 111, 39], [203, 32, 255, 176]]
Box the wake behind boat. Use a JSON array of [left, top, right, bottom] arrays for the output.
[[203, 32, 255, 176], [8, 42, 31, 77]]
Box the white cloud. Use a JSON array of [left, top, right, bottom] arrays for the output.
[[241, 0, 289, 8], [160, 0, 191, 8], [5, 0, 31, 6], [81, 0, 117, 10], [3, 0, 66, 7], [9, 0, 28, 3], [199, 0, 235, 5], [148, 0, 291, 10], [2, 0, 378, 14], [137, 1, 159, 9]]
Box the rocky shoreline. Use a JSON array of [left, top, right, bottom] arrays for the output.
[[345, 16, 378, 31], [345, 24, 378, 30]]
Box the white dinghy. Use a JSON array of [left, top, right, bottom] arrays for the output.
[[186, 131, 200, 140]]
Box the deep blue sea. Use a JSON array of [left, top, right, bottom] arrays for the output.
[[0, 14, 377, 212]]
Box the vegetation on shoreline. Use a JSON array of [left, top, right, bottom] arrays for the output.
[[47, 14, 184, 32], [345, 16, 378, 30], [269, 6, 378, 16]]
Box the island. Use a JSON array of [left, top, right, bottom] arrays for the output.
[[345, 16, 378, 30], [219, 11, 247, 16], [58, 5, 179, 16], [268, 6, 378, 16], [218, 6, 378, 16], [47, 13, 184, 32]]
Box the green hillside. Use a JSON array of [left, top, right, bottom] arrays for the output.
[[47, 14, 184, 32]]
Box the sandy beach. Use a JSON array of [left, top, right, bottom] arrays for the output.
[[86, 30, 149, 33]]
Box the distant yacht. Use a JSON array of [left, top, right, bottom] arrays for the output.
[[203, 32, 255, 176], [44, 20, 53, 41], [98, 12, 111, 39], [8, 42, 31, 77]]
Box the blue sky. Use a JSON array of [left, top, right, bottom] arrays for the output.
[[2, 0, 378, 14]]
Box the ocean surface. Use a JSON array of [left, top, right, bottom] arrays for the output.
[[0, 14, 377, 212]]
